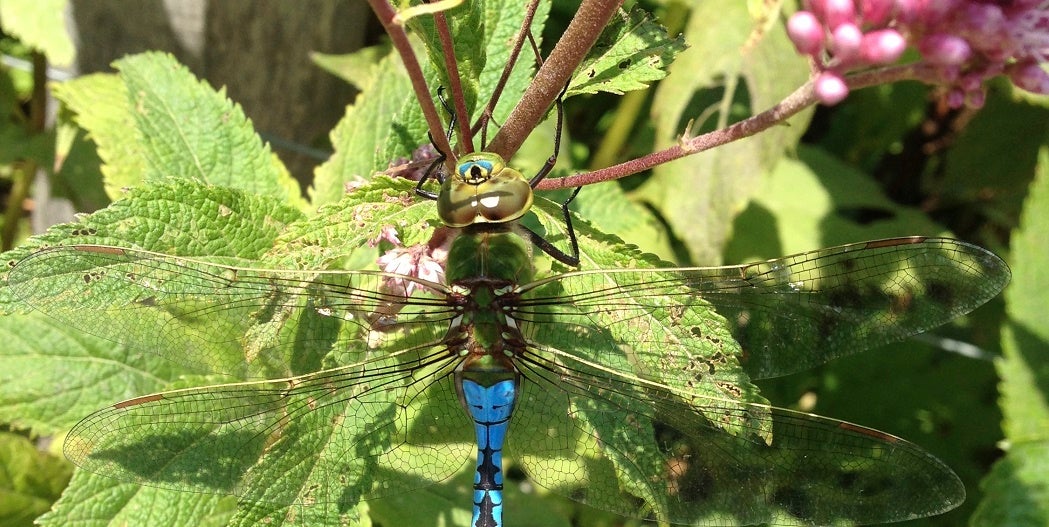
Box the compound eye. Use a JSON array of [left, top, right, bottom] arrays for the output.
[[456, 153, 506, 184]]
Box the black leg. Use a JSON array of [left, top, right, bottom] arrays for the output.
[[524, 83, 579, 266], [527, 85, 567, 188], [415, 87, 458, 201], [557, 185, 582, 265]]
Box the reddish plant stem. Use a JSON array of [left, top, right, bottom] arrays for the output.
[[486, 0, 623, 158], [433, 10, 474, 154], [367, 0, 454, 170], [536, 63, 938, 190]]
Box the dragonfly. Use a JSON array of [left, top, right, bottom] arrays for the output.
[[8, 173, 1009, 527]]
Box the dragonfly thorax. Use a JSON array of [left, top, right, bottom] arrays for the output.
[[446, 229, 534, 284], [438, 153, 534, 228]]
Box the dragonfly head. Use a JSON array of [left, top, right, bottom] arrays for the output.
[[438, 152, 534, 228]]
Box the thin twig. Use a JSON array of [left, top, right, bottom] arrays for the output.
[[3, 51, 47, 250], [537, 63, 937, 190], [366, 0, 454, 170], [433, 10, 474, 154], [473, 0, 542, 147], [486, 0, 623, 159]]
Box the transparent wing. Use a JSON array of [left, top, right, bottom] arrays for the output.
[[516, 237, 1009, 380], [10, 245, 479, 507], [62, 342, 474, 507], [508, 329, 964, 525], [7, 245, 458, 378]]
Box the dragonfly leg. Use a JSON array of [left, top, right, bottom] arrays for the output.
[[523, 83, 580, 266], [521, 183, 580, 267], [558, 185, 582, 264], [526, 84, 566, 188], [415, 87, 459, 201]]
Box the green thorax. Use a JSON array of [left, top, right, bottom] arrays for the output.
[[445, 227, 534, 285]]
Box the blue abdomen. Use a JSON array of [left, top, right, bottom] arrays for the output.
[[460, 378, 516, 527]]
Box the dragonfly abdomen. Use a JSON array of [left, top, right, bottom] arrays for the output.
[[459, 378, 517, 527]]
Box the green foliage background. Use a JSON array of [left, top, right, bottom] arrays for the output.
[[0, 1, 1046, 526]]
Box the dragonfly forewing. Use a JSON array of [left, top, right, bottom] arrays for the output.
[[515, 237, 1009, 379], [7, 245, 459, 379]]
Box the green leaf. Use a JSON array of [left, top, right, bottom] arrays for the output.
[[996, 147, 1049, 443], [51, 73, 142, 196], [0, 0, 75, 66], [725, 145, 952, 263], [943, 82, 1049, 226], [0, 312, 175, 436], [51, 118, 109, 212], [311, 45, 389, 91], [53, 52, 304, 206], [0, 432, 71, 527], [1, 179, 304, 310], [2, 184, 306, 380], [311, 48, 419, 208], [541, 199, 759, 412], [567, 9, 686, 97], [637, 1, 811, 264], [570, 167, 675, 261], [275, 176, 436, 270], [972, 442, 1049, 527], [37, 470, 233, 527], [973, 147, 1049, 526]]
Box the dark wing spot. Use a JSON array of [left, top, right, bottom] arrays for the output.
[[774, 485, 813, 520], [827, 285, 866, 310], [925, 279, 955, 308]]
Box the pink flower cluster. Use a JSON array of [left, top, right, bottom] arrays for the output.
[[788, 0, 1049, 107], [376, 226, 447, 297]]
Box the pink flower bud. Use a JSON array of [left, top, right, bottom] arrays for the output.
[[1010, 61, 1049, 94], [960, 73, 983, 92], [962, 3, 1005, 41], [807, 0, 828, 20], [913, 0, 958, 24], [894, 0, 919, 22], [919, 35, 972, 65], [859, 0, 894, 26], [823, 0, 857, 29], [815, 70, 850, 104], [859, 29, 906, 64], [831, 23, 863, 62], [946, 88, 966, 109], [938, 65, 961, 83], [788, 11, 826, 55]]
